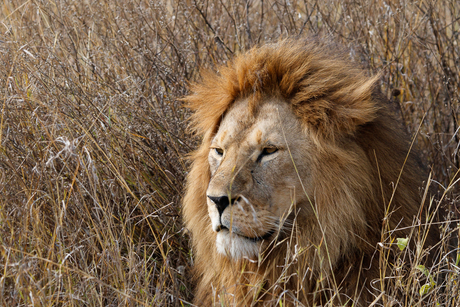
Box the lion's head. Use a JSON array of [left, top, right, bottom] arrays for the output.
[[206, 97, 314, 260], [182, 39, 439, 306]]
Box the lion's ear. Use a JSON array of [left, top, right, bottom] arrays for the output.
[[332, 75, 381, 133], [292, 75, 380, 139]]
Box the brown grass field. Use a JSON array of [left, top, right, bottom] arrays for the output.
[[0, 0, 459, 306]]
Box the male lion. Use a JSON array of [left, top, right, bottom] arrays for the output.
[[182, 39, 440, 306]]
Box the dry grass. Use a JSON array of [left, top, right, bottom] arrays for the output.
[[0, 0, 458, 306]]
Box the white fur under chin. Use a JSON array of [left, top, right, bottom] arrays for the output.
[[216, 231, 260, 260]]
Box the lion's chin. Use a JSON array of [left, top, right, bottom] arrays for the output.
[[216, 231, 260, 260]]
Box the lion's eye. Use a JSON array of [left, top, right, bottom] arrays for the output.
[[257, 147, 278, 162], [262, 147, 278, 155], [214, 148, 224, 156]]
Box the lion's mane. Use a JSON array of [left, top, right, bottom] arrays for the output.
[[182, 39, 439, 306]]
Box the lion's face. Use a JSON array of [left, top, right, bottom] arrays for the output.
[[206, 97, 313, 260]]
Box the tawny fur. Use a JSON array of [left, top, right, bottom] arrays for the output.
[[182, 39, 439, 306]]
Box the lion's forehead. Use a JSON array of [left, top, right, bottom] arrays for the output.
[[213, 98, 296, 148]]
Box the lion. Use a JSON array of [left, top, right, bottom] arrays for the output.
[[182, 39, 440, 306]]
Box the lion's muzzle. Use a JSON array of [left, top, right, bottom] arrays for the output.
[[207, 195, 237, 217], [208, 194, 276, 241]]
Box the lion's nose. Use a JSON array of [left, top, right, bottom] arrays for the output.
[[208, 195, 240, 217], [208, 196, 230, 216]]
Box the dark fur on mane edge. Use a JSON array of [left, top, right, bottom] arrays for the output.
[[182, 39, 440, 306]]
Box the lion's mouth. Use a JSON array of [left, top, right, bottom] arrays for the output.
[[219, 225, 275, 242]]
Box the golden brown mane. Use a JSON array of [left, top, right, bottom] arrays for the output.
[[182, 39, 439, 306], [186, 39, 378, 140]]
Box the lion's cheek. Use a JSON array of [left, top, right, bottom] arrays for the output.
[[220, 208, 271, 238], [269, 171, 314, 214]]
